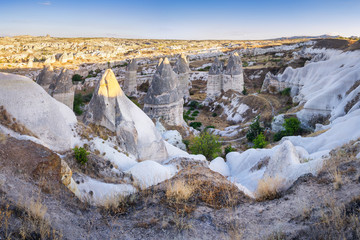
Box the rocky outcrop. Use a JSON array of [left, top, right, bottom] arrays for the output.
[[50, 69, 75, 110], [206, 53, 244, 100], [124, 59, 137, 96], [207, 57, 223, 99], [36, 65, 57, 93], [27, 56, 34, 68], [59, 52, 69, 63], [44, 54, 56, 64], [143, 58, 184, 126], [173, 54, 190, 99], [83, 69, 168, 162], [0, 73, 77, 152]]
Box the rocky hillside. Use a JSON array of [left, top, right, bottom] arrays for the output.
[[0, 38, 360, 239]]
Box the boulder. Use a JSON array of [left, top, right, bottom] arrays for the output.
[[36, 65, 57, 93]]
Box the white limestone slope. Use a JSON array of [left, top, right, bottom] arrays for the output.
[[270, 48, 360, 123], [211, 48, 360, 197], [0, 72, 77, 151]]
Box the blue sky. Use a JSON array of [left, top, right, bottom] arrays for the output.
[[0, 0, 359, 40]]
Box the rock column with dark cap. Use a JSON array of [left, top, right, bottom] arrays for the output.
[[143, 57, 184, 126]]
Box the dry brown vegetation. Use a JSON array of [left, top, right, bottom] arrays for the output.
[[255, 175, 284, 201], [0, 106, 36, 137]]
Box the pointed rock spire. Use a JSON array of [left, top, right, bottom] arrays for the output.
[[209, 57, 224, 75], [174, 53, 190, 74], [84, 69, 168, 161], [225, 52, 243, 75], [144, 58, 184, 126], [36, 65, 56, 88]]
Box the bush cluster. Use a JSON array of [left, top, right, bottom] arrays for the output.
[[73, 147, 89, 165], [273, 117, 301, 141], [189, 131, 221, 161]]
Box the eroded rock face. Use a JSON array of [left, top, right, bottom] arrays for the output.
[[0, 73, 77, 151], [83, 69, 168, 162], [173, 54, 190, 99], [36, 65, 57, 93], [124, 59, 137, 96], [207, 58, 224, 99], [144, 58, 184, 126], [206, 53, 244, 100], [50, 69, 75, 110]]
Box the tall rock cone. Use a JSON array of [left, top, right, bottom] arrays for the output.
[[223, 52, 244, 93], [206, 57, 223, 100], [174, 53, 190, 99], [124, 59, 137, 96], [36, 65, 56, 93], [50, 68, 75, 110], [143, 58, 184, 126], [83, 69, 168, 162]]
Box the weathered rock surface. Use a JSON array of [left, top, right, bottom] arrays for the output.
[[124, 59, 137, 96], [36, 65, 57, 93], [206, 53, 244, 100], [50, 68, 75, 110], [173, 53, 190, 99], [83, 69, 168, 161], [144, 58, 184, 126], [0, 72, 77, 151]]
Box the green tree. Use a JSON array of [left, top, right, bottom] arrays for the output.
[[253, 133, 268, 148], [246, 116, 264, 142], [189, 131, 221, 161]]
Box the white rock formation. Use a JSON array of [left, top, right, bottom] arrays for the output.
[[124, 59, 137, 96], [143, 58, 184, 126], [83, 69, 168, 162], [173, 53, 190, 99], [0, 73, 77, 152], [59, 52, 69, 63], [206, 53, 244, 100]]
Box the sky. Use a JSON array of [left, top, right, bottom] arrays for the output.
[[0, 0, 359, 40]]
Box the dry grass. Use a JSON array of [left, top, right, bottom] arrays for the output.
[[0, 105, 36, 137], [255, 175, 284, 201], [166, 180, 195, 203], [306, 128, 329, 137], [332, 169, 342, 190], [0, 132, 6, 144]]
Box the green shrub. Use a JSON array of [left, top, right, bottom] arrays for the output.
[[72, 74, 83, 83], [73, 94, 84, 116], [246, 116, 264, 142], [242, 87, 248, 95], [224, 145, 236, 155], [242, 61, 249, 67], [212, 113, 217, 117], [189, 131, 221, 161], [188, 101, 200, 109], [182, 140, 190, 150], [205, 125, 215, 130], [189, 122, 202, 130], [280, 88, 291, 96], [253, 133, 268, 149], [82, 93, 93, 103], [198, 66, 211, 71], [183, 111, 195, 122], [273, 131, 286, 142], [191, 111, 199, 117], [273, 117, 301, 141], [73, 147, 89, 165], [283, 117, 301, 135]]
